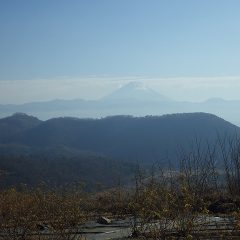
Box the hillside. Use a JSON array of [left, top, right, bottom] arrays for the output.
[[0, 145, 135, 190]]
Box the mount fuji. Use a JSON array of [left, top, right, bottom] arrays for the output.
[[102, 82, 169, 102]]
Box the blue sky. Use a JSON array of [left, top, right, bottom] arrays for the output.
[[1, 0, 240, 103]]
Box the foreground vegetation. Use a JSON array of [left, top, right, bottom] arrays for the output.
[[2, 137, 240, 239]]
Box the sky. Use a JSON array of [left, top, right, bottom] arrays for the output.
[[1, 0, 240, 103]]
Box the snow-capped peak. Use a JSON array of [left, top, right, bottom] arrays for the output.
[[102, 82, 169, 101]]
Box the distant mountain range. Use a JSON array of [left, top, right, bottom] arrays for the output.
[[0, 82, 239, 125]]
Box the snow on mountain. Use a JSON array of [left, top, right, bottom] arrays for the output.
[[102, 82, 169, 101]]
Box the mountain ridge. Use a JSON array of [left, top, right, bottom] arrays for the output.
[[1, 112, 238, 165]]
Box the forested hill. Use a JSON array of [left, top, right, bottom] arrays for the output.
[[0, 112, 41, 141], [0, 145, 135, 190], [1, 112, 239, 164]]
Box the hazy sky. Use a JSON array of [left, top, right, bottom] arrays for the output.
[[1, 0, 240, 103]]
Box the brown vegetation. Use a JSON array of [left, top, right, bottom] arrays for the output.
[[2, 137, 240, 239]]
